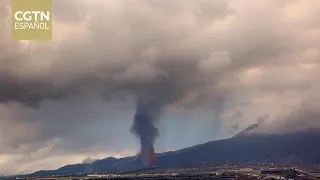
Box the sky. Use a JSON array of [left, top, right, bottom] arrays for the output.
[[0, 0, 320, 175]]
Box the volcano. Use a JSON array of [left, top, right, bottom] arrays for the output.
[[142, 147, 156, 167], [20, 126, 320, 177]]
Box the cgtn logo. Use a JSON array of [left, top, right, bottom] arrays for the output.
[[11, 0, 52, 40], [14, 11, 50, 30]]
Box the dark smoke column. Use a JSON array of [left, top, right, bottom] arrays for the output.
[[131, 99, 161, 167]]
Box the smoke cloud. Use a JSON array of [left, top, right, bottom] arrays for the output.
[[131, 100, 160, 161], [0, 0, 319, 175]]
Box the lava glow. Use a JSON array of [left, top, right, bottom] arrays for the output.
[[142, 147, 156, 168]]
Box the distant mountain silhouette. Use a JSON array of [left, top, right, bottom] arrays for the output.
[[18, 125, 320, 177]]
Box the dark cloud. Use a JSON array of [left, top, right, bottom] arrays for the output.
[[0, 0, 320, 175], [1, 0, 232, 161]]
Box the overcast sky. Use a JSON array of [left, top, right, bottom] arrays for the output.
[[0, 0, 320, 175]]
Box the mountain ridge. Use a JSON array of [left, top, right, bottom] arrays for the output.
[[16, 126, 320, 178]]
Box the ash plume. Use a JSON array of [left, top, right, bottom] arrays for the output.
[[0, 0, 320, 175], [131, 100, 160, 150], [131, 99, 161, 166]]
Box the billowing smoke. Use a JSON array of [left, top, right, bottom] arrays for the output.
[[1, 0, 320, 175], [131, 99, 161, 166]]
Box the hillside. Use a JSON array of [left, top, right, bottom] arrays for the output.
[[21, 126, 320, 177]]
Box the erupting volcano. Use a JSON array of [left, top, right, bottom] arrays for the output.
[[142, 147, 156, 167], [131, 99, 161, 167]]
